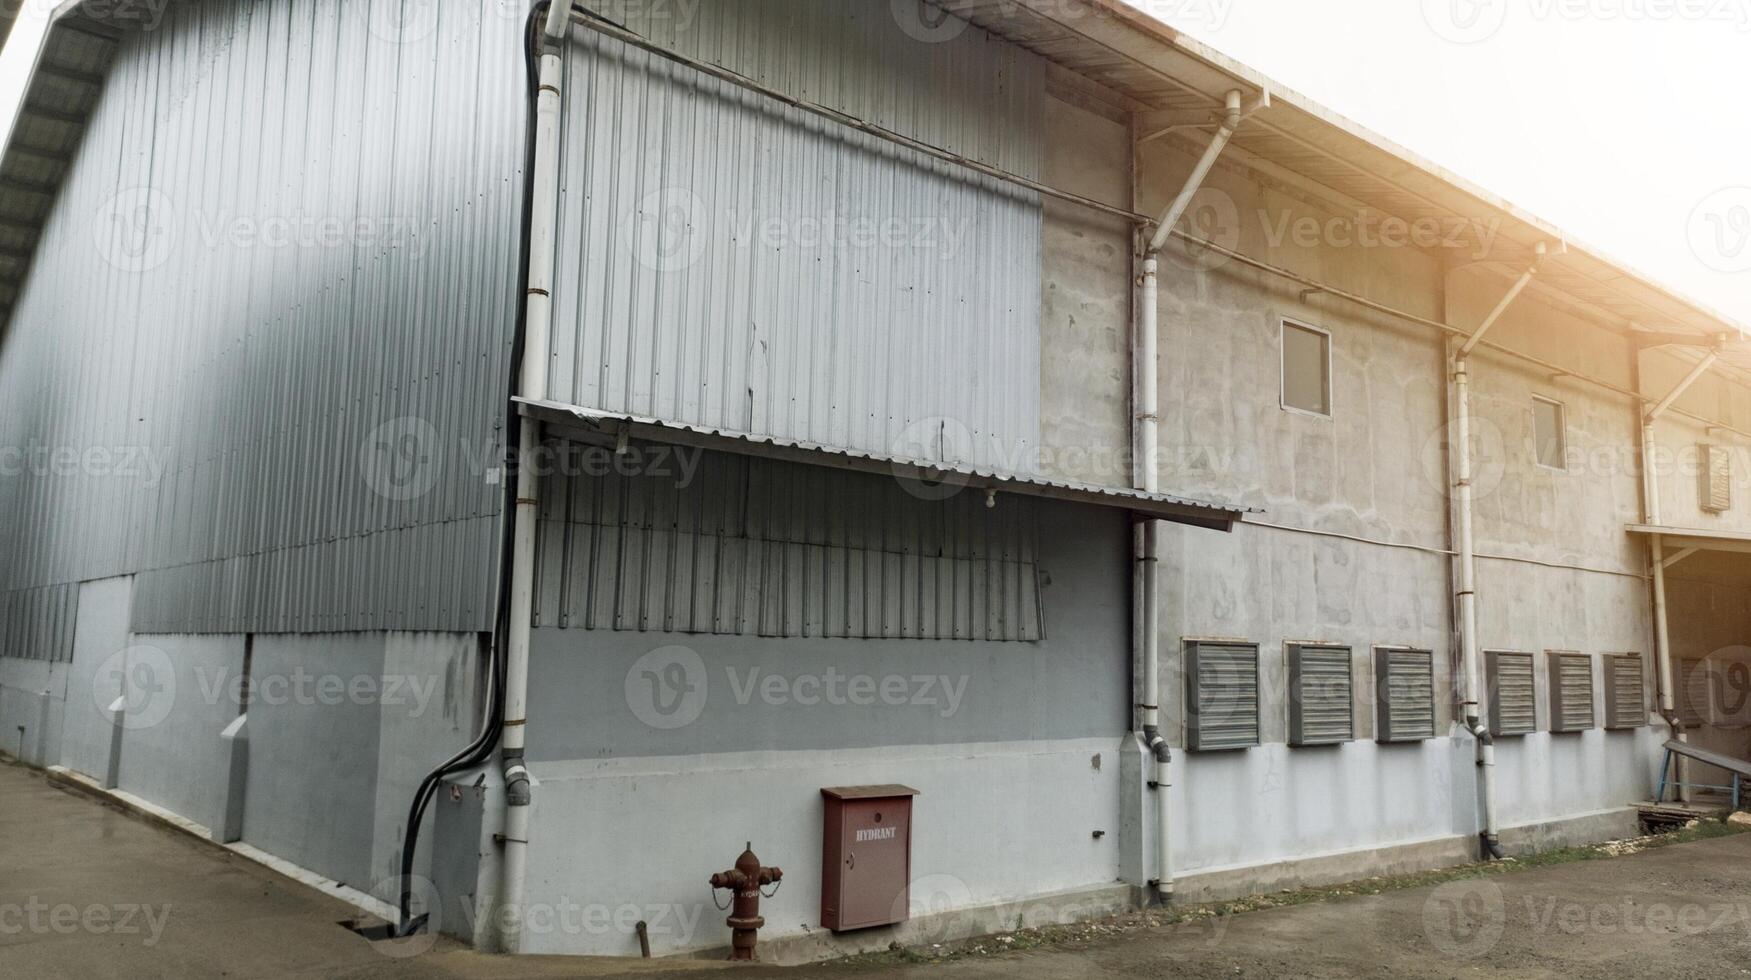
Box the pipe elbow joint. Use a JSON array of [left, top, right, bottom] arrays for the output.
[[1661, 709, 1686, 738], [1142, 725, 1172, 764], [503, 750, 532, 807]]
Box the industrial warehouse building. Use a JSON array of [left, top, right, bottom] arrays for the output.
[[1, 0, 1749, 963]]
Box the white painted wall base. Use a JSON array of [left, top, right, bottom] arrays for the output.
[[513, 738, 1124, 958]]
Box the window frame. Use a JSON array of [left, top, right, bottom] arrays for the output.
[[1279, 317, 1333, 420], [1532, 394, 1568, 472]]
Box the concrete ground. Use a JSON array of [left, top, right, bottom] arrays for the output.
[[4, 760, 1750, 980]]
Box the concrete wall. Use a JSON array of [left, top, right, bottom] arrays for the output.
[[1664, 563, 1751, 785], [1039, 91, 1133, 489], [54, 576, 132, 781], [116, 634, 245, 831], [242, 632, 481, 889], [1118, 118, 1666, 886], [1643, 345, 1751, 535], [0, 656, 65, 766], [512, 497, 1131, 956]]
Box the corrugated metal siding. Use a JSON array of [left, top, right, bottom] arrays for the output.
[[1548, 652, 1595, 733], [548, 2, 1046, 472], [576, 0, 1042, 178], [1288, 644, 1352, 746], [1374, 648, 1435, 742], [0, 584, 79, 664], [532, 445, 1044, 641], [1487, 651, 1537, 736], [1186, 642, 1259, 751], [1603, 654, 1645, 730], [0, 0, 529, 645]]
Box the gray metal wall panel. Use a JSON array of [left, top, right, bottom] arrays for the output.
[[0, 584, 78, 664], [577, 0, 1043, 179], [0, 0, 529, 643], [532, 444, 1044, 642], [548, 5, 1045, 473]]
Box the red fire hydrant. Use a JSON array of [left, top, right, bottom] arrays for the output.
[[708, 842, 782, 961]]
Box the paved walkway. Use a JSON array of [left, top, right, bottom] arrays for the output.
[[4, 759, 1750, 978]]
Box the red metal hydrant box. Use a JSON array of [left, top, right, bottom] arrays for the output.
[[820, 785, 920, 931]]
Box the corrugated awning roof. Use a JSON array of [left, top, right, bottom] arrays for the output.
[[0, 3, 131, 331], [1627, 523, 1751, 558], [517, 397, 1255, 531], [934, 0, 1749, 359]]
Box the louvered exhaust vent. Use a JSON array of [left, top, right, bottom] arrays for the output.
[[1375, 648, 1436, 743], [1288, 644, 1353, 746], [1602, 654, 1646, 730], [1487, 651, 1537, 737], [1186, 642, 1260, 751], [1547, 652, 1595, 733]]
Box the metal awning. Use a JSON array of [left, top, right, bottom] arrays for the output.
[[516, 397, 1255, 531], [0, 3, 130, 335], [1627, 524, 1751, 559]]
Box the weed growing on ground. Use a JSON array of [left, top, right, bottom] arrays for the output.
[[830, 819, 1750, 968]]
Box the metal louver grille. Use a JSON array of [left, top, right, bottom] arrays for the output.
[[1488, 651, 1537, 737], [1187, 642, 1260, 751], [1289, 644, 1353, 746], [1548, 653, 1595, 733], [1678, 659, 1709, 729], [1701, 444, 1732, 514], [1603, 655, 1646, 730], [1375, 648, 1436, 742]]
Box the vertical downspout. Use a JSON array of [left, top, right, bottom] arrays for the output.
[[1451, 244, 1542, 860], [1134, 89, 1247, 904], [499, 0, 572, 953], [1640, 344, 1723, 802]]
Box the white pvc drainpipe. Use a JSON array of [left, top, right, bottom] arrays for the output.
[[1451, 243, 1543, 859], [498, 0, 573, 954], [1136, 88, 1252, 903], [1641, 343, 1724, 803]]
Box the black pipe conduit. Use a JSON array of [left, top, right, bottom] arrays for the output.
[[392, 2, 550, 938]]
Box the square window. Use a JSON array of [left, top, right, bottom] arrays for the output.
[[1533, 396, 1566, 469], [1281, 320, 1331, 417]]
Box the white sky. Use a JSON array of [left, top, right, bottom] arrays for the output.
[[1126, 0, 1751, 326], [2, 1, 1746, 324], [0, 3, 54, 148]]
